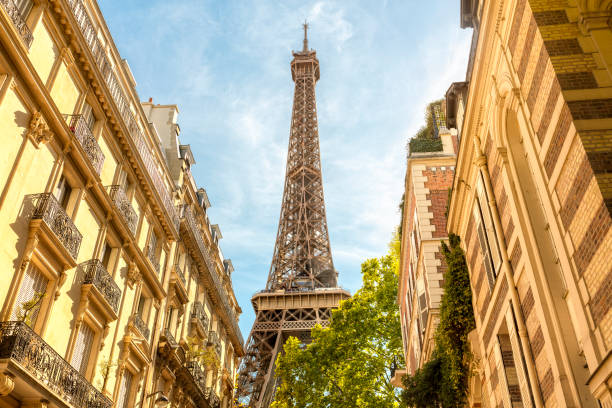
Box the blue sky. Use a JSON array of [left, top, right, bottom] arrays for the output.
[[99, 1, 472, 337]]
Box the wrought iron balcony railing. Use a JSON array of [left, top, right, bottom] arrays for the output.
[[67, 114, 105, 175], [162, 328, 178, 348], [79, 259, 121, 314], [0, 321, 111, 408], [207, 331, 221, 356], [174, 263, 186, 286], [185, 360, 207, 396], [192, 301, 209, 334], [64, 0, 179, 236], [179, 205, 244, 346], [31, 193, 82, 260], [209, 391, 221, 408], [108, 185, 138, 237], [0, 0, 33, 48], [133, 314, 150, 342]]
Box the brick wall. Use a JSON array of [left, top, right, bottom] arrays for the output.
[[507, 0, 612, 353], [423, 166, 455, 238]]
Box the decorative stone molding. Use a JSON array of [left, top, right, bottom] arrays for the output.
[[55, 270, 67, 300], [0, 372, 14, 396], [577, 0, 612, 13], [60, 47, 76, 68], [27, 111, 53, 146], [126, 262, 141, 287]]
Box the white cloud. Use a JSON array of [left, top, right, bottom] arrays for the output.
[[100, 0, 473, 338]]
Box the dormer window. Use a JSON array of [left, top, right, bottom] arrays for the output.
[[211, 224, 222, 245], [179, 145, 195, 169], [197, 188, 211, 211], [223, 259, 234, 277]]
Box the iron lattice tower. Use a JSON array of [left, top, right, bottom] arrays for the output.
[[237, 25, 350, 408]]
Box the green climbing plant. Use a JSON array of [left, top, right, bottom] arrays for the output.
[[401, 234, 475, 407], [407, 100, 445, 155]]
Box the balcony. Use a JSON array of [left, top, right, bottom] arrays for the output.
[[161, 328, 178, 348], [191, 301, 209, 338], [30, 193, 82, 262], [67, 115, 105, 175], [207, 331, 221, 356], [0, 321, 111, 408], [107, 185, 138, 237], [185, 360, 207, 396], [208, 391, 220, 408], [178, 205, 244, 347], [132, 314, 150, 342], [171, 264, 188, 304], [0, 0, 33, 48], [79, 259, 121, 315], [63, 0, 179, 237]]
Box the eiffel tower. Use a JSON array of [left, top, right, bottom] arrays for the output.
[[236, 24, 350, 407]]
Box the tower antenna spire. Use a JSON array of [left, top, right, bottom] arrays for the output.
[[303, 20, 309, 52]]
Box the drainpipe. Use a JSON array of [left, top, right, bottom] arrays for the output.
[[473, 136, 544, 408]]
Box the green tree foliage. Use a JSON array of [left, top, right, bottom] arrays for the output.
[[408, 100, 445, 155], [185, 336, 220, 370], [401, 234, 475, 407], [272, 239, 404, 408]]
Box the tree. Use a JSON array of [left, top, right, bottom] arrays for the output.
[[272, 238, 404, 408], [401, 234, 475, 407]]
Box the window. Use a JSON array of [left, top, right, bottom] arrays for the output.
[[100, 242, 113, 271], [148, 230, 159, 259], [473, 172, 502, 291], [70, 323, 95, 376], [117, 371, 134, 408], [11, 264, 48, 326], [13, 0, 33, 20], [137, 295, 146, 318], [81, 102, 95, 132], [165, 307, 177, 330], [418, 293, 428, 335], [121, 174, 133, 198], [54, 175, 72, 209]]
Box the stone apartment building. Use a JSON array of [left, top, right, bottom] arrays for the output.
[[0, 1, 243, 408], [396, 104, 457, 380], [443, 0, 612, 406]]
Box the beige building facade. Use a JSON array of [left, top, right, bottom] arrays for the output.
[[396, 105, 458, 382], [446, 0, 612, 406], [0, 1, 243, 408]]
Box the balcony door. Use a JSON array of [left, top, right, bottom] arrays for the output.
[[11, 263, 48, 328], [70, 323, 95, 376]]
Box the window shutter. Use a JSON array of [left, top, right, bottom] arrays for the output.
[[477, 173, 502, 272], [117, 371, 133, 408], [70, 323, 95, 375], [11, 264, 48, 325], [474, 205, 496, 291]]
